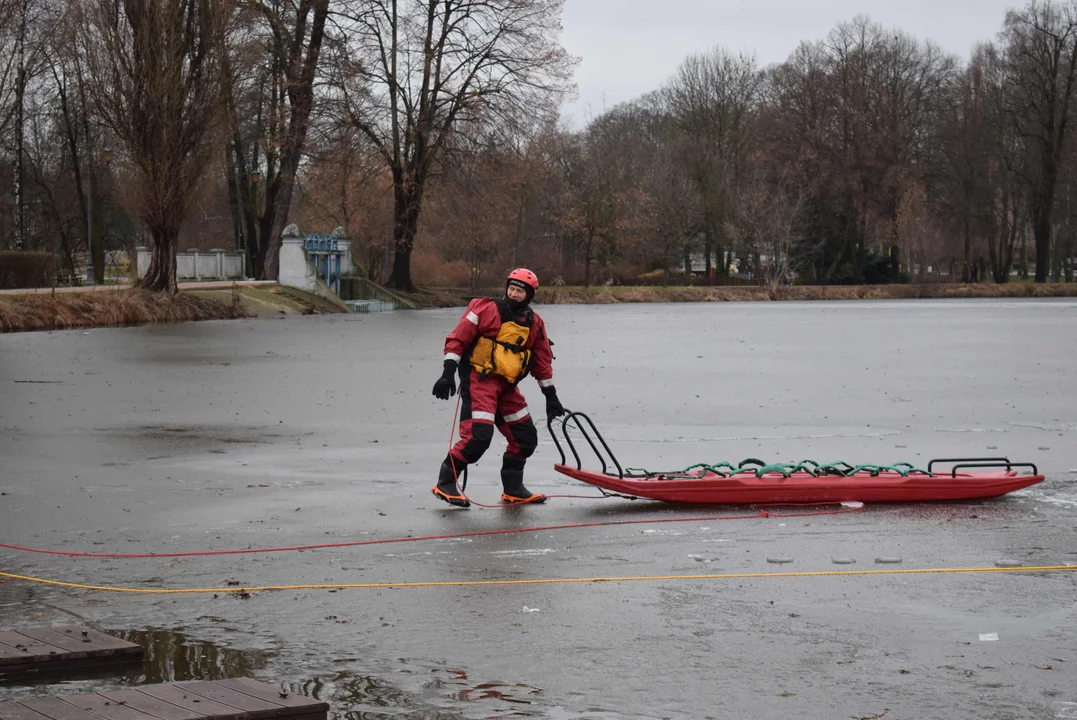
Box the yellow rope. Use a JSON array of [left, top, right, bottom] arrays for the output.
[[2, 565, 1075, 595]]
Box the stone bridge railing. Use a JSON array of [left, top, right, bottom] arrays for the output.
[[136, 247, 246, 281]]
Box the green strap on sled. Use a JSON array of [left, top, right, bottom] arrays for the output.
[[627, 458, 931, 479]]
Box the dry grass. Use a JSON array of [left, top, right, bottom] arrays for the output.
[[0, 289, 249, 333], [4, 281, 1072, 333], [414, 282, 1077, 307]]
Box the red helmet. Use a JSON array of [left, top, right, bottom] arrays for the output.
[[507, 268, 539, 291]]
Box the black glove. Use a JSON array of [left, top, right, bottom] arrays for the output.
[[542, 386, 565, 418], [432, 360, 458, 400]]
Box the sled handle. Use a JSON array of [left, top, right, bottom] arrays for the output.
[[547, 410, 625, 478], [927, 457, 1011, 475], [950, 462, 1038, 478]]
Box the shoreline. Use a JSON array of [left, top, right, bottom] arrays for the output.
[[2, 282, 1075, 333], [410, 281, 1077, 308], [0, 285, 345, 333]]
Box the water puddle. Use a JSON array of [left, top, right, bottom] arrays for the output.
[[1, 629, 545, 718], [0, 628, 273, 692], [109, 628, 275, 684], [283, 667, 546, 718]]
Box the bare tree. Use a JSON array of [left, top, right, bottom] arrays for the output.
[[225, 0, 330, 280], [80, 0, 229, 293], [300, 125, 394, 280], [497, 118, 562, 272], [11, 0, 27, 250], [633, 95, 699, 283], [0, 0, 20, 133], [664, 48, 761, 282], [332, 0, 574, 291], [1003, 0, 1077, 282], [556, 104, 651, 286], [3, 0, 50, 252], [737, 178, 805, 285], [555, 132, 610, 286], [940, 44, 1028, 283], [42, 1, 109, 281], [764, 18, 956, 283]]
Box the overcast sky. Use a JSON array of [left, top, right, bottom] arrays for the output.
[[559, 0, 1022, 128]]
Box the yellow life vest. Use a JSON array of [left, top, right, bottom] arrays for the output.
[[469, 304, 532, 384]]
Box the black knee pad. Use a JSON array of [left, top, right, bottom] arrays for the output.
[[460, 422, 494, 464], [509, 419, 538, 458]]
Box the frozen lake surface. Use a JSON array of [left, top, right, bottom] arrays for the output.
[[2, 298, 1076, 719]]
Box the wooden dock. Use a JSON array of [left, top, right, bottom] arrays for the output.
[[0, 679, 330, 720], [0, 627, 142, 683]]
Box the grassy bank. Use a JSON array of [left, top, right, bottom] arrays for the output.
[[0, 289, 248, 333], [0, 284, 351, 333], [410, 282, 1077, 308], [4, 281, 1073, 333]]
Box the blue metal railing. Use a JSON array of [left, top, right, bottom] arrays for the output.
[[304, 233, 343, 296]]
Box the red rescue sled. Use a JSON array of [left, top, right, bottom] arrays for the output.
[[549, 412, 1045, 505], [554, 464, 1044, 505]]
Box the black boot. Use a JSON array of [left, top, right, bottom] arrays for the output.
[[432, 454, 469, 508], [500, 456, 545, 505]]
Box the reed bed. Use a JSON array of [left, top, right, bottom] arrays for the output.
[[0, 289, 247, 333], [413, 282, 1077, 307]]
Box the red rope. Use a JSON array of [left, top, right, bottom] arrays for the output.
[[0, 504, 862, 559]]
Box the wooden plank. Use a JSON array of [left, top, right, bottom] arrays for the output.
[[55, 694, 157, 720], [0, 626, 140, 678], [0, 631, 66, 665], [211, 680, 328, 713], [2, 682, 325, 720], [95, 692, 201, 720], [18, 698, 109, 720], [0, 627, 137, 656], [0, 657, 142, 684], [0, 643, 36, 666], [0, 702, 54, 720], [9, 630, 92, 660], [65, 628, 141, 655], [12, 628, 136, 659], [173, 685, 285, 720], [132, 686, 246, 720]]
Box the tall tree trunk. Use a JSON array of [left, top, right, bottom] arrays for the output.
[[1005, 209, 1020, 279], [1068, 225, 1076, 281], [583, 229, 595, 287], [91, 170, 106, 284], [54, 66, 85, 276], [1019, 231, 1029, 278], [13, 0, 27, 251], [963, 213, 973, 283], [137, 229, 179, 293], [702, 226, 712, 282], [1033, 204, 1051, 283], [988, 215, 1002, 284], [224, 146, 243, 253], [262, 157, 301, 280], [221, 45, 247, 273], [242, 0, 329, 280], [387, 180, 422, 291], [222, 40, 258, 278], [231, 134, 259, 278]]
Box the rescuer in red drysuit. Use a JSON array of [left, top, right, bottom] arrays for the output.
[[431, 268, 565, 507]]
